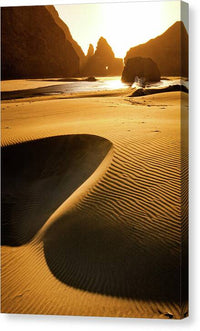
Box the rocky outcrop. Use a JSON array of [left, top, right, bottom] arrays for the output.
[[1, 6, 82, 79], [82, 37, 123, 76], [95, 37, 115, 60], [82, 44, 95, 72], [121, 57, 160, 84], [46, 6, 85, 68], [129, 84, 188, 97], [86, 44, 95, 60], [124, 21, 188, 77]]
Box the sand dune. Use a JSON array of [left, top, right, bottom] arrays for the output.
[[1, 91, 188, 318], [2, 134, 112, 245]]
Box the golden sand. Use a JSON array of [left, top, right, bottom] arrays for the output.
[[1, 89, 188, 318]]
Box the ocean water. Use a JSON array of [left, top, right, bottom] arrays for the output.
[[131, 77, 189, 90], [43, 76, 128, 95], [2, 76, 189, 100], [45, 76, 188, 95]]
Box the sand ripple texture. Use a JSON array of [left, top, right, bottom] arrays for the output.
[[1, 91, 188, 318]]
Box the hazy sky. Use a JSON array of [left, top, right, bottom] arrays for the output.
[[55, 1, 185, 58]]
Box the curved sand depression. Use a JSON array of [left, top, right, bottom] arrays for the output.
[[2, 134, 112, 246], [2, 132, 185, 303], [1, 92, 188, 317]]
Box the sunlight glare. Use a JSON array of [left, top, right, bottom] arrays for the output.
[[55, 1, 181, 59]]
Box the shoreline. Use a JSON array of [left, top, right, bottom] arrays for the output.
[[1, 76, 188, 103], [1, 88, 132, 103]]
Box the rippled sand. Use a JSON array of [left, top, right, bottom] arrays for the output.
[[1, 90, 188, 318]]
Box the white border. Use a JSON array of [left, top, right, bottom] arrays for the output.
[[1, 1, 200, 330]]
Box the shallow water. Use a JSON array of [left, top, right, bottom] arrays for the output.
[[132, 77, 189, 90], [1, 76, 189, 100], [48, 76, 189, 95]]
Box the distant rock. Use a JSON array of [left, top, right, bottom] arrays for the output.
[[83, 44, 95, 73], [86, 44, 95, 59], [84, 76, 97, 81], [121, 57, 160, 84], [82, 37, 123, 76], [129, 84, 188, 97], [95, 37, 115, 61], [124, 21, 188, 77], [1, 6, 83, 79]]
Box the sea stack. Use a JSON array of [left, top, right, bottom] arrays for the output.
[[82, 37, 123, 76], [1, 6, 84, 79], [124, 21, 188, 77], [121, 57, 160, 84], [86, 44, 95, 59]]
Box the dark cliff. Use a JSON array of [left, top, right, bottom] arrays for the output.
[[1, 6, 81, 79], [46, 6, 85, 68], [125, 21, 188, 77]]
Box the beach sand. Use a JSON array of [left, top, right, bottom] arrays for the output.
[[1, 87, 188, 318]]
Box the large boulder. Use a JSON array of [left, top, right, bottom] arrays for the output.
[[124, 21, 188, 77], [121, 57, 160, 84], [1, 6, 82, 79]]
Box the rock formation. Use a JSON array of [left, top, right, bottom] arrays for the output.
[[95, 37, 115, 61], [82, 44, 95, 71], [129, 84, 188, 97], [1, 6, 84, 79], [121, 57, 160, 84], [124, 21, 188, 77], [82, 37, 123, 76], [46, 6, 85, 68], [86, 44, 95, 60]]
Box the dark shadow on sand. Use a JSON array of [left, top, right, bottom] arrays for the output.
[[1, 78, 96, 100], [1, 84, 78, 100], [43, 207, 188, 303], [2, 134, 112, 246]]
